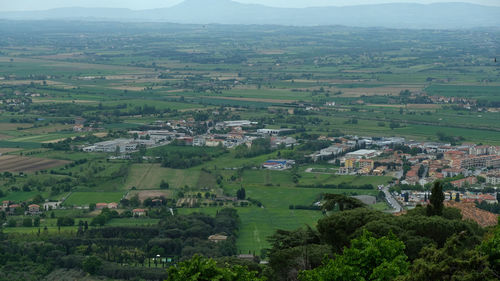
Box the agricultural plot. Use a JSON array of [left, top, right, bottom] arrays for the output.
[[127, 190, 172, 202], [0, 155, 69, 172], [63, 191, 126, 206], [125, 164, 200, 189]]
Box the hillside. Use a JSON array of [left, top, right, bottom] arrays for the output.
[[1, 1, 500, 28]]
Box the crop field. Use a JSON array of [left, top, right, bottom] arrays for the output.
[[63, 191, 126, 206], [125, 164, 201, 189], [0, 148, 20, 153], [0, 155, 70, 172], [426, 84, 500, 101], [127, 190, 172, 201]]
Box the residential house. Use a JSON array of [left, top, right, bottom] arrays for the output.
[[28, 204, 41, 215], [107, 202, 118, 209], [1, 200, 9, 211], [8, 204, 21, 215], [486, 172, 500, 185], [451, 177, 478, 188], [133, 209, 147, 217], [43, 201, 60, 211], [96, 203, 109, 210], [358, 159, 374, 170]]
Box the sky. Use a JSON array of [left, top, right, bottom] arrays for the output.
[[1, 0, 499, 11]]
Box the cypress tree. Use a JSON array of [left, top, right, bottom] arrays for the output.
[[427, 181, 445, 216]]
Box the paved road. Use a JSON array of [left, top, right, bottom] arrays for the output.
[[382, 185, 403, 213]]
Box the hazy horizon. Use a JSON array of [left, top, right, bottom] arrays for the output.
[[1, 0, 500, 11]]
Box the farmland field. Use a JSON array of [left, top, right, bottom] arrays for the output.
[[63, 191, 126, 206], [0, 155, 70, 172], [1, 20, 500, 272], [125, 164, 201, 189]]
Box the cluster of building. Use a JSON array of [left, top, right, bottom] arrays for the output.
[[323, 136, 500, 188], [339, 150, 381, 175], [1, 201, 43, 216], [81, 119, 299, 153], [396, 190, 498, 208]]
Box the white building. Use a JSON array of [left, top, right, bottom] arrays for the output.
[[93, 139, 137, 153], [257, 128, 295, 136], [216, 120, 256, 129], [345, 149, 379, 159], [486, 174, 500, 185]]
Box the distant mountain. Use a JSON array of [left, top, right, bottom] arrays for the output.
[[1, 1, 500, 29]]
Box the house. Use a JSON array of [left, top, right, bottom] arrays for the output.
[[208, 234, 228, 243], [344, 158, 355, 169], [107, 202, 118, 209], [28, 204, 41, 215], [151, 199, 164, 207], [444, 150, 465, 161], [486, 173, 500, 185], [133, 209, 147, 217], [442, 168, 463, 178], [1, 200, 9, 211], [193, 137, 206, 147], [43, 201, 60, 211], [358, 159, 374, 170], [451, 177, 478, 188], [405, 167, 420, 185], [345, 149, 379, 159], [205, 139, 224, 147], [8, 204, 21, 215], [73, 124, 84, 132], [262, 160, 295, 170], [257, 128, 295, 136], [469, 145, 492, 156], [373, 166, 387, 175], [96, 203, 109, 210], [478, 194, 498, 204]]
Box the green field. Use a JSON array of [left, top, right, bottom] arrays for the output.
[[63, 192, 126, 206], [106, 218, 160, 226], [125, 164, 201, 189]]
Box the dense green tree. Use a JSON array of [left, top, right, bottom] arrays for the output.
[[160, 180, 170, 189], [322, 194, 364, 212], [236, 188, 246, 200], [317, 208, 389, 252], [299, 230, 409, 281], [267, 227, 330, 280], [480, 219, 500, 277], [427, 182, 445, 216], [22, 217, 33, 227], [82, 256, 102, 275], [166, 255, 263, 281], [33, 216, 40, 227], [401, 233, 496, 281]]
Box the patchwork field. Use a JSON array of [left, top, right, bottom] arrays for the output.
[[0, 155, 70, 172], [125, 164, 201, 189]]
